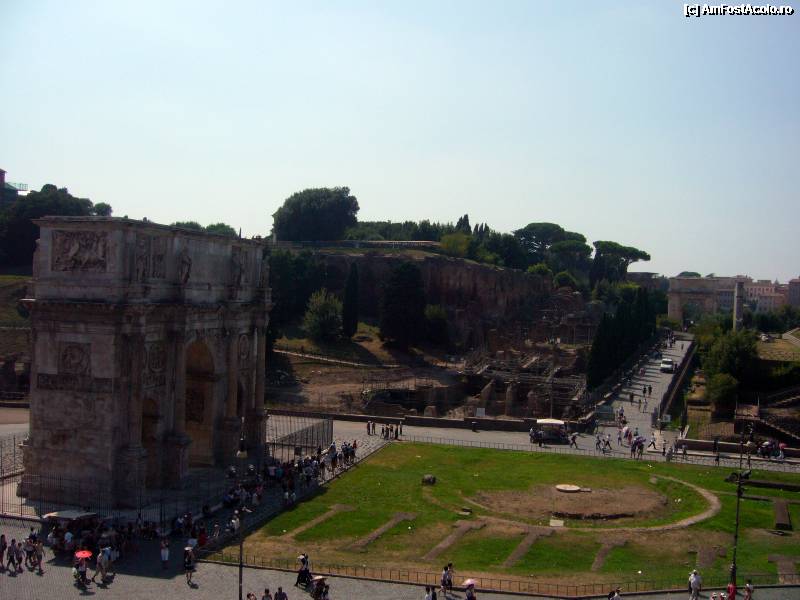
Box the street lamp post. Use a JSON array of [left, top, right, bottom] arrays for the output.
[[235, 417, 248, 600]]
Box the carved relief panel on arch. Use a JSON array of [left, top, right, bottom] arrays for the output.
[[52, 230, 108, 273]]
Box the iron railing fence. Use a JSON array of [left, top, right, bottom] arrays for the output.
[[399, 434, 800, 472], [265, 413, 334, 462], [0, 433, 25, 477], [202, 552, 800, 598]]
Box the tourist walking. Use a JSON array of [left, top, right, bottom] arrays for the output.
[[261, 588, 273, 600], [274, 586, 288, 600], [160, 538, 169, 569], [689, 569, 702, 600], [569, 432, 578, 448], [5, 538, 17, 572], [446, 562, 454, 595], [743, 579, 754, 599], [35, 540, 44, 574], [183, 546, 196, 584], [648, 434, 657, 450], [0, 534, 7, 573]]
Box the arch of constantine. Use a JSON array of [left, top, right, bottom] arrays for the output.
[[21, 217, 271, 505]]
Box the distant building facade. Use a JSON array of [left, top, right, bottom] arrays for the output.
[[0, 168, 28, 208], [667, 274, 792, 322], [789, 279, 800, 308]]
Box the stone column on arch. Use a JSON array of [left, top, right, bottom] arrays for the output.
[[173, 331, 187, 436], [115, 333, 148, 504], [164, 329, 190, 488], [226, 330, 239, 418], [245, 323, 268, 455]]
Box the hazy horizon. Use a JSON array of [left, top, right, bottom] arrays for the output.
[[2, 1, 798, 280]]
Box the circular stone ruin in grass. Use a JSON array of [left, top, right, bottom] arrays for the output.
[[472, 484, 668, 521]]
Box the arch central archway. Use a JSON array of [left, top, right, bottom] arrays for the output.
[[185, 340, 216, 467]]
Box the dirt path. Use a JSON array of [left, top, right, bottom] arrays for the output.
[[353, 512, 417, 549], [281, 504, 353, 539], [422, 520, 485, 561], [501, 528, 553, 568]]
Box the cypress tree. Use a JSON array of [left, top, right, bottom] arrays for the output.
[[342, 263, 359, 338]]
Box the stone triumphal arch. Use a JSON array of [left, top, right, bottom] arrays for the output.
[[21, 217, 271, 505]]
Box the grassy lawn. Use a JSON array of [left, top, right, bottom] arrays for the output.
[[238, 443, 800, 585], [758, 339, 800, 363]]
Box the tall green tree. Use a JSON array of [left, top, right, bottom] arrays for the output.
[[91, 202, 113, 216], [702, 329, 758, 384], [379, 262, 426, 348], [267, 250, 325, 342], [342, 263, 359, 338], [205, 222, 237, 237], [590, 241, 651, 286], [513, 222, 567, 265], [0, 184, 102, 267], [303, 289, 342, 341], [272, 187, 359, 241]]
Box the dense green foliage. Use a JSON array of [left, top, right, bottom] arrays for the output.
[[205, 222, 237, 236], [267, 250, 325, 342], [424, 304, 449, 345], [586, 286, 657, 388], [341, 263, 359, 338], [702, 329, 758, 383], [749, 305, 800, 333], [553, 270, 578, 289], [707, 372, 739, 416], [343, 215, 647, 293], [0, 184, 111, 267], [379, 262, 426, 347], [527, 262, 553, 279], [272, 187, 359, 241], [170, 221, 237, 236], [589, 241, 651, 287], [171, 221, 204, 230], [303, 288, 343, 341]]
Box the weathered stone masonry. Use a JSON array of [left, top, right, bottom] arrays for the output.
[[21, 217, 272, 505]]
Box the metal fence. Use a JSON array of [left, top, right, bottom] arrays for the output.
[[265, 413, 334, 462], [0, 433, 25, 478], [400, 434, 800, 472], [204, 552, 798, 598]]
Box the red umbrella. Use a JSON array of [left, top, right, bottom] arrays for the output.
[[75, 550, 92, 559]]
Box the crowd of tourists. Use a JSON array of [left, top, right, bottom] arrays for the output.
[[366, 420, 402, 439], [0, 527, 45, 576]]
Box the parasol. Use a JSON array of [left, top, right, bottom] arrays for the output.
[[74, 550, 92, 559], [463, 578, 477, 587]]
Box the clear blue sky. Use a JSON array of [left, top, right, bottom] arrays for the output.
[[2, 1, 798, 280]]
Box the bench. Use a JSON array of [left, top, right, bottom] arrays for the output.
[[774, 499, 793, 531]]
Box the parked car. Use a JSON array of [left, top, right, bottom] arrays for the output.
[[660, 358, 675, 373]]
